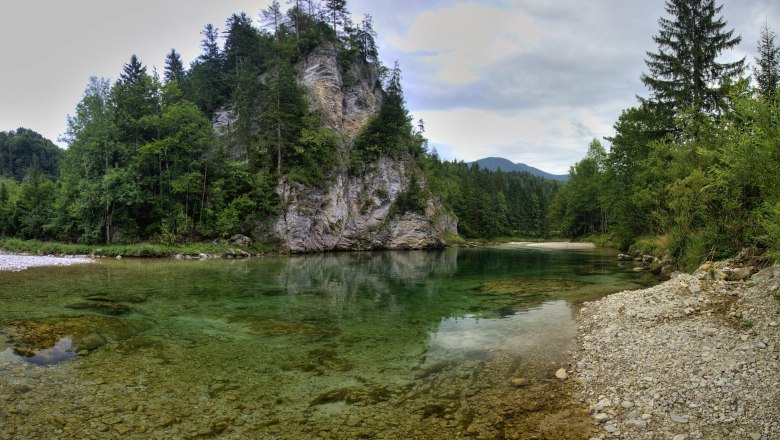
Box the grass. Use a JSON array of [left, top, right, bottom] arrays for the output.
[[629, 235, 670, 257], [0, 238, 284, 258], [442, 232, 466, 246]]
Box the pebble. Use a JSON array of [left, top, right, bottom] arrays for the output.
[[555, 368, 568, 379], [510, 377, 528, 387], [626, 419, 647, 429], [0, 254, 93, 272], [576, 265, 780, 439]]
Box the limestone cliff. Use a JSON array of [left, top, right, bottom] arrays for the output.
[[275, 156, 457, 252], [272, 45, 457, 253], [297, 43, 382, 141], [212, 44, 457, 252]]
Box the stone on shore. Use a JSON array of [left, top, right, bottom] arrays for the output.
[[575, 261, 780, 439]]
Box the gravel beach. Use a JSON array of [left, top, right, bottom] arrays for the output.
[[574, 263, 780, 440], [0, 254, 93, 272]]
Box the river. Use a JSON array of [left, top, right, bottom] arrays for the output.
[[0, 246, 657, 439]]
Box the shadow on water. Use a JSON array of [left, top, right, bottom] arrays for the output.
[[0, 246, 658, 439]]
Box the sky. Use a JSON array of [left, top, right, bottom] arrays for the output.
[[1, 1, 779, 174]]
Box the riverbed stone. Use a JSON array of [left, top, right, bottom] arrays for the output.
[[576, 263, 780, 439]]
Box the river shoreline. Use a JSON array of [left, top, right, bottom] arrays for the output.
[[573, 261, 780, 439], [0, 253, 94, 272]]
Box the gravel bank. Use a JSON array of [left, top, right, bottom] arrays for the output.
[[574, 264, 780, 440], [506, 242, 597, 250], [0, 254, 93, 272]]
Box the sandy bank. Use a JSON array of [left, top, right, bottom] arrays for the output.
[[574, 263, 780, 439], [0, 254, 93, 272], [507, 241, 597, 250]]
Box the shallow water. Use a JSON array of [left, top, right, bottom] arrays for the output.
[[0, 246, 656, 439]]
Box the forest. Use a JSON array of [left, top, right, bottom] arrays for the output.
[[551, 0, 780, 268], [0, 0, 558, 247]]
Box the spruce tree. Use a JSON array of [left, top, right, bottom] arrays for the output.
[[120, 54, 147, 85], [754, 23, 780, 98], [324, 0, 348, 37], [642, 0, 744, 116], [164, 49, 185, 84], [261, 0, 285, 43]]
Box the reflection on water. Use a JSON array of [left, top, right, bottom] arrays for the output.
[[427, 301, 576, 364], [0, 246, 656, 439], [11, 337, 77, 366]]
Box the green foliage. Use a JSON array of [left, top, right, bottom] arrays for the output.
[[549, 3, 780, 267], [0, 238, 280, 258], [351, 62, 417, 174], [0, 128, 64, 182], [423, 157, 559, 239], [754, 23, 780, 98], [642, 0, 745, 118], [0, 2, 441, 250], [392, 173, 427, 217]]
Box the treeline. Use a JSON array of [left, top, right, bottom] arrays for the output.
[[424, 154, 560, 239], [0, 0, 424, 245], [0, 128, 62, 182], [2, 0, 563, 246], [552, 0, 780, 268]]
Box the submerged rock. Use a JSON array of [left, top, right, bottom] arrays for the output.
[[310, 386, 390, 406], [226, 315, 338, 339], [65, 301, 131, 316], [85, 294, 147, 304], [477, 278, 590, 296], [0, 315, 151, 360]]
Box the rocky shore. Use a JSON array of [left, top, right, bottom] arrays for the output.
[[574, 261, 780, 440], [0, 254, 93, 272]]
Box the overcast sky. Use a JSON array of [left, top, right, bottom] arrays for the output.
[[1, 1, 778, 174]]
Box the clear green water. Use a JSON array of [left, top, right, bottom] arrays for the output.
[[0, 246, 656, 439]]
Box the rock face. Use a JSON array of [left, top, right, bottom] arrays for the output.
[[211, 43, 458, 252], [274, 156, 457, 253], [272, 45, 456, 252], [297, 43, 383, 140]]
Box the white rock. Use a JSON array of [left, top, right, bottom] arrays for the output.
[[555, 368, 568, 379]]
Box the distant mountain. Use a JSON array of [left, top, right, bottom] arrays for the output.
[[470, 157, 569, 181]]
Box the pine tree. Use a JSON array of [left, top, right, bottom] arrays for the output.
[[356, 14, 378, 63], [200, 24, 222, 65], [120, 54, 147, 85], [642, 0, 744, 116], [754, 23, 780, 98], [261, 0, 285, 43], [164, 49, 185, 84], [186, 24, 226, 116], [324, 0, 348, 37]]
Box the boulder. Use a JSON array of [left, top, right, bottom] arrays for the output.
[[229, 234, 252, 247]]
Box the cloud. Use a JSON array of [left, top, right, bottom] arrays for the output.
[[383, 0, 780, 172], [416, 107, 611, 174], [389, 3, 539, 84]]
